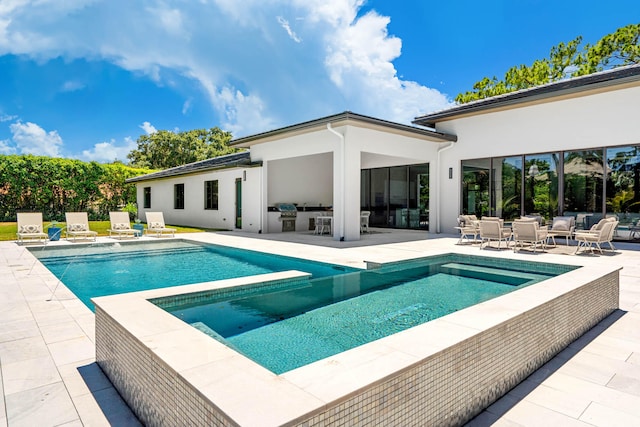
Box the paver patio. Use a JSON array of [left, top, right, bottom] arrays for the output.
[[1, 230, 638, 426]]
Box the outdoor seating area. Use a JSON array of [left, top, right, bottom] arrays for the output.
[[456, 214, 620, 256], [14, 210, 180, 244]]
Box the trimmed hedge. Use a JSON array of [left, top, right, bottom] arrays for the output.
[[0, 155, 153, 222]]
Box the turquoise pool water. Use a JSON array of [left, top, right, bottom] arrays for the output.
[[31, 240, 356, 309], [157, 254, 578, 374]]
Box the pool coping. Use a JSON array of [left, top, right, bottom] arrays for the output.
[[92, 250, 620, 426]]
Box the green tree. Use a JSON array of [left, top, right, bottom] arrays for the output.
[[127, 127, 240, 169], [456, 24, 640, 104]]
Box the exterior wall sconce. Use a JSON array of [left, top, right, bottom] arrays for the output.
[[448, 167, 453, 179], [243, 170, 246, 181]]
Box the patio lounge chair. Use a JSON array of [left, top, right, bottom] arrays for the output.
[[360, 211, 370, 233], [456, 214, 479, 244], [549, 216, 575, 245], [65, 212, 98, 242], [479, 219, 511, 250], [16, 212, 48, 244], [145, 212, 176, 238], [574, 217, 618, 254], [108, 211, 138, 239], [512, 220, 548, 253]]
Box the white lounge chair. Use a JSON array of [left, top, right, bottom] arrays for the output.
[[16, 212, 48, 244], [108, 211, 138, 239], [549, 216, 575, 245], [65, 212, 98, 242], [574, 217, 618, 254], [479, 219, 511, 250], [145, 212, 176, 238], [360, 211, 370, 233], [512, 220, 548, 253], [456, 214, 479, 244]]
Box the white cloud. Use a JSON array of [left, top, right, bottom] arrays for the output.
[[60, 80, 84, 92], [0, 0, 452, 139], [182, 98, 192, 115], [0, 138, 16, 154], [80, 137, 137, 163], [277, 16, 302, 43], [9, 121, 63, 156], [139, 121, 157, 134], [0, 113, 18, 122]]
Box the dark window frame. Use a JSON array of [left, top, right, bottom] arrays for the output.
[[204, 180, 219, 210], [143, 187, 151, 209], [174, 183, 185, 210]]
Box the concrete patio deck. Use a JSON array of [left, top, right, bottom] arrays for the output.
[[1, 229, 639, 426]]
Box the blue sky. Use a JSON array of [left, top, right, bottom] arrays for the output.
[[0, 1, 638, 163]]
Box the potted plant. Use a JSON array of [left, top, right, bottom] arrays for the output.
[[47, 220, 62, 241], [132, 218, 144, 236]]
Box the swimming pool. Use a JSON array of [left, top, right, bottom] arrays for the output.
[[155, 254, 576, 373], [30, 240, 356, 309], [93, 246, 618, 427]]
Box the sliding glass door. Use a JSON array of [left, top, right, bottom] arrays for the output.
[[361, 164, 429, 229]]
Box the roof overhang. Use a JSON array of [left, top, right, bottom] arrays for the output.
[[230, 111, 456, 148], [413, 64, 640, 128], [125, 151, 259, 183]]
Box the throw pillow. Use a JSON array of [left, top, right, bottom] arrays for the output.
[[68, 223, 88, 232], [113, 223, 129, 230], [19, 224, 41, 233], [551, 217, 571, 231]]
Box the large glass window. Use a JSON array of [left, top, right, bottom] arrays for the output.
[[361, 164, 429, 229], [462, 158, 491, 217], [606, 146, 640, 227], [564, 150, 604, 229], [492, 156, 522, 221], [204, 180, 218, 210], [524, 153, 560, 222], [174, 183, 185, 210]]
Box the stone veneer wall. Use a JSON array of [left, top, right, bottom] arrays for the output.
[[95, 270, 618, 427]]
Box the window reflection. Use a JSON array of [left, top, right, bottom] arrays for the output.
[[524, 153, 559, 222], [462, 158, 491, 217], [492, 156, 522, 221], [607, 146, 640, 227], [563, 150, 604, 230]]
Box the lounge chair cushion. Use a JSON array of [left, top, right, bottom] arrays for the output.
[[112, 223, 130, 230], [68, 223, 88, 232], [19, 224, 42, 233], [149, 221, 163, 228], [518, 217, 538, 222], [551, 217, 572, 231]]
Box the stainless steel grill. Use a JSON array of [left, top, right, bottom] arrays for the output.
[[276, 203, 297, 232]]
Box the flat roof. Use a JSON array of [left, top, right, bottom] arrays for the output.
[[125, 151, 254, 183], [230, 111, 457, 148], [413, 64, 640, 128]]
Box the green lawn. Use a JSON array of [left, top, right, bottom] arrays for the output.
[[0, 221, 208, 241]]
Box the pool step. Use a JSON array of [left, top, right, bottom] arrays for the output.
[[439, 263, 544, 286], [190, 322, 241, 352]]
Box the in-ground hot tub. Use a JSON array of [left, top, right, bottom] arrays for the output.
[[93, 253, 619, 427]]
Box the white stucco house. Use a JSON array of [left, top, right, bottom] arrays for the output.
[[127, 64, 640, 241]]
